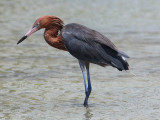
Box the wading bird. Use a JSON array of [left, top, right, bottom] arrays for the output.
[[17, 15, 129, 106]]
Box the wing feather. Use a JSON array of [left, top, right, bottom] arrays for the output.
[[62, 23, 129, 70]]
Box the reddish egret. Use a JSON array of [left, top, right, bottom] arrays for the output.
[[17, 16, 129, 106]]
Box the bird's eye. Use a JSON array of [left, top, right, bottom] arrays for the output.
[[37, 22, 40, 26], [33, 22, 40, 28]]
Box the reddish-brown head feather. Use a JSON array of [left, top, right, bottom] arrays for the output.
[[17, 16, 65, 48], [32, 16, 66, 50], [33, 15, 64, 30]]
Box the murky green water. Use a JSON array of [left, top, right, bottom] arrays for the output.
[[1, 0, 160, 119]]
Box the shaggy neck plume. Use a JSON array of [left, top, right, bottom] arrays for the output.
[[44, 17, 67, 51]]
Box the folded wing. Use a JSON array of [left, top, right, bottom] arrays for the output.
[[62, 23, 129, 70]]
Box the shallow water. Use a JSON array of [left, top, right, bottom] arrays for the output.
[[0, 0, 160, 119]]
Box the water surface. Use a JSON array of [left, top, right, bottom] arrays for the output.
[[0, 0, 160, 119]]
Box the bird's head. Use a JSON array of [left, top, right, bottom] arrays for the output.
[[17, 15, 63, 44]]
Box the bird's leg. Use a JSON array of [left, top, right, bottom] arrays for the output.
[[86, 62, 92, 99], [79, 60, 88, 106], [83, 62, 92, 106]]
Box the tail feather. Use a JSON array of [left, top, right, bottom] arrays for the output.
[[118, 50, 130, 58], [116, 56, 129, 71], [97, 44, 129, 71], [110, 55, 129, 71]]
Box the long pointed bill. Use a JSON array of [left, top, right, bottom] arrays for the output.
[[17, 27, 38, 44]]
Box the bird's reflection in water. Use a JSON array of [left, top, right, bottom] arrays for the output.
[[84, 107, 93, 120]]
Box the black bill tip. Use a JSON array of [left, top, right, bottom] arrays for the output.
[[17, 35, 27, 45]]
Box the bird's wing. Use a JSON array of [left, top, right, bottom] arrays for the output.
[[62, 23, 129, 70], [62, 23, 129, 58], [62, 30, 110, 65]]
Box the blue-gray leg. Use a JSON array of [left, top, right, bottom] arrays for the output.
[[79, 60, 92, 106], [79, 60, 88, 93], [86, 63, 92, 99]]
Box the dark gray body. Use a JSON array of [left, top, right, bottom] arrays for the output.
[[62, 23, 129, 71]]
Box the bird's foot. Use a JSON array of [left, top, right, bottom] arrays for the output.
[[83, 91, 91, 107], [83, 97, 88, 107], [83, 91, 90, 107]]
